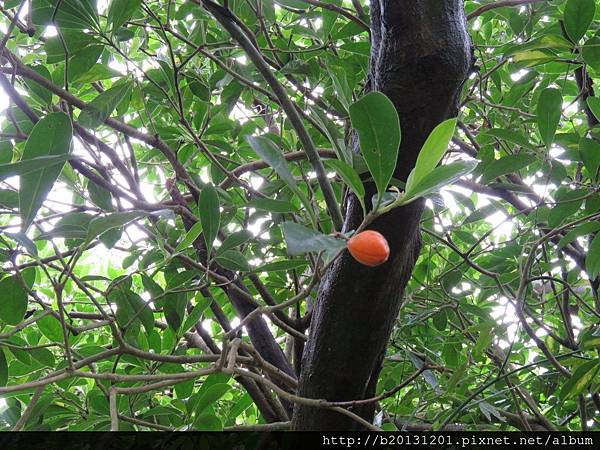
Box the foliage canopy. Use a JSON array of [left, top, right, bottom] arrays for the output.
[[0, 0, 598, 432]]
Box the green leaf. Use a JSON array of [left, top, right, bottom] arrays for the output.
[[0, 155, 71, 181], [586, 233, 600, 279], [0, 349, 8, 387], [244, 136, 319, 225], [194, 412, 223, 431], [482, 154, 536, 183], [163, 293, 187, 332], [128, 291, 154, 333], [402, 160, 477, 204], [215, 250, 250, 272], [549, 189, 584, 227], [536, 88, 562, 148], [0, 276, 27, 325], [0, 189, 18, 209], [274, 0, 307, 11], [246, 198, 298, 213], [24, 65, 53, 105], [111, 287, 153, 333], [68, 45, 103, 82], [19, 112, 73, 231], [36, 212, 93, 241], [349, 92, 401, 202], [32, 0, 99, 30], [559, 360, 600, 399], [175, 221, 203, 252], [432, 310, 447, 331], [326, 159, 366, 211], [579, 138, 600, 180], [5, 232, 38, 256], [78, 81, 133, 129], [245, 136, 299, 193], [37, 314, 64, 342], [182, 297, 212, 333], [582, 34, 600, 71], [282, 222, 346, 261], [107, 0, 141, 31], [218, 230, 252, 254], [193, 383, 232, 416], [587, 97, 600, 122], [88, 180, 114, 211], [0, 275, 28, 325], [199, 184, 220, 256], [408, 118, 457, 190], [309, 106, 350, 164], [253, 259, 308, 273], [86, 211, 146, 243], [481, 128, 534, 150], [564, 0, 596, 42], [558, 221, 600, 248]]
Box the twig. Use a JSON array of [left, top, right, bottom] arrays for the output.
[[109, 388, 119, 431], [467, 0, 547, 20], [12, 385, 45, 431], [197, 0, 344, 231]]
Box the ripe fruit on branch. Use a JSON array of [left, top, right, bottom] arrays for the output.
[[347, 230, 390, 267]]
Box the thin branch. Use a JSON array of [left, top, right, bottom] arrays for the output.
[[467, 0, 547, 21], [197, 0, 344, 231], [12, 385, 45, 431]]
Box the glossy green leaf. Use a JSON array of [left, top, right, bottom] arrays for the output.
[[579, 138, 600, 180], [586, 233, 600, 279], [246, 198, 298, 213], [193, 383, 231, 416], [78, 81, 133, 129], [19, 112, 73, 231], [175, 221, 203, 252], [564, 0, 595, 42], [349, 92, 400, 201], [402, 160, 477, 204], [0, 155, 71, 181], [88, 180, 114, 211], [163, 293, 187, 332], [582, 35, 600, 71], [32, 0, 99, 30], [86, 211, 146, 243], [218, 230, 252, 254], [37, 315, 64, 342], [559, 360, 600, 399], [0, 275, 28, 326], [482, 154, 536, 183], [181, 297, 212, 333], [558, 221, 600, 248], [408, 118, 457, 190], [282, 222, 346, 261], [108, 0, 141, 31], [536, 88, 562, 148], [215, 250, 250, 272], [587, 97, 600, 122], [245, 136, 314, 221], [326, 159, 365, 211], [199, 184, 220, 256], [253, 259, 308, 273]]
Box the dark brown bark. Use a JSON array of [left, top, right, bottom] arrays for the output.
[[292, 0, 472, 430]]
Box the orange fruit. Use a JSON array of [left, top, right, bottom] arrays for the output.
[[347, 230, 390, 267]]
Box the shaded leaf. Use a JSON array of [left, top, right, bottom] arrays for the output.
[[199, 184, 220, 256], [536, 88, 562, 148], [282, 222, 346, 261]]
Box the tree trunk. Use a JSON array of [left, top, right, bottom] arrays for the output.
[[292, 0, 472, 430]]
